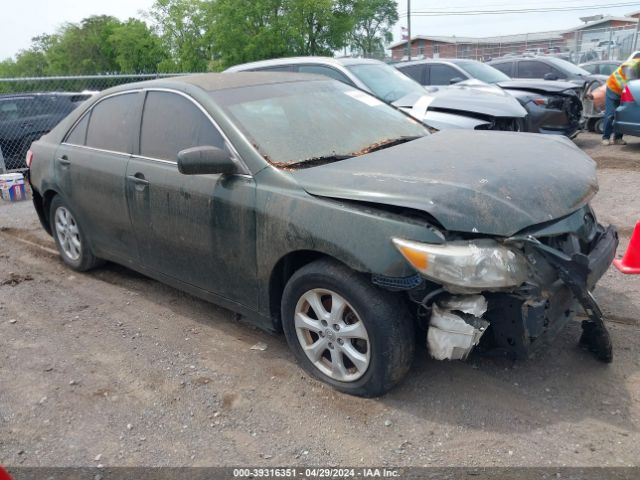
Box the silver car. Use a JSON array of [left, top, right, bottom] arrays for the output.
[[226, 56, 528, 132]]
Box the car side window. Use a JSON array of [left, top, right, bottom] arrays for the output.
[[85, 93, 138, 153], [582, 64, 596, 74], [429, 64, 461, 85], [397, 64, 425, 84], [139, 91, 225, 162], [65, 113, 90, 146], [518, 61, 562, 78], [0, 99, 31, 121], [297, 65, 352, 85], [492, 62, 513, 77], [253, 65, 293, 72]]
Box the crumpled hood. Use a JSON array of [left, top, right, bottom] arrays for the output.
[[291, 130, 598, 237], [392, 85, 527, 119]]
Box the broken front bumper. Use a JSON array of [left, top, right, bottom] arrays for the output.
[[484, 224, 618, 360]]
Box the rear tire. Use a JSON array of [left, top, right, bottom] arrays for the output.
[[49, 195, 103, 272], [281, 259, 415, 397]]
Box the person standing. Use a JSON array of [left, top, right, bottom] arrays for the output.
[[602, 58, 640, 145]]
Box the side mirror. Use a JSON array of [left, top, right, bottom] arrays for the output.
[[449, 77, 464, 85], [543, 72, 559, 81], [177, 146, 238, 175]]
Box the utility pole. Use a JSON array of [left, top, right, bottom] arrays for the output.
[[407, 0, 412, 60]]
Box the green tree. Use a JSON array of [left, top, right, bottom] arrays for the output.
[[284, 0, 355, 56], [210, 0, 290, 68], [46, 16, 121, 74], [109, 19, 167, 73], [210, 0, 358, 69], [350, 0, 397, 58], [149, 0, 216, 72]]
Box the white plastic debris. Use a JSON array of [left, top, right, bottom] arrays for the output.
[[250, 342, 268, 351], [427, 295, 489, 361]]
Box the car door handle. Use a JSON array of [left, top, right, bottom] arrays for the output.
[[127, 174, 149, 191], [57, 155, 71, 166]]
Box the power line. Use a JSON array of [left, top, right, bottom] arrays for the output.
[[398, 2, 640, 17], [411, 0, 626, 10]]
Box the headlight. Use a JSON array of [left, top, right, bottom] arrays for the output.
[[392, 238, 529, 290]]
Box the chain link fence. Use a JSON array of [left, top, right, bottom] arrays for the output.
[[393, 24, 640, 64], [0, 74, 181, 173]]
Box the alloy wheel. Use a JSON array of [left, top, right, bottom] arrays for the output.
[[54, 206, 82, 261], [294, 288, 371, 382]]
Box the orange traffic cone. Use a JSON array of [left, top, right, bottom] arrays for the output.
[[614, 222, 640, 274]]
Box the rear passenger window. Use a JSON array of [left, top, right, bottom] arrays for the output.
[[86, 93, 137, 153], [518, 61, 555, 78], [66, 113, 90, 146], [140, 91, 225, 162], [429, 64, 461, 85], [492, 62, 513, 77], [397, 64, 424, 84]]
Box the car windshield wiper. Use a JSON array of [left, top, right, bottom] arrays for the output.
[[270, 136, 423, 170], [351, 136, 423, 155], [273, 154, 354, 170]]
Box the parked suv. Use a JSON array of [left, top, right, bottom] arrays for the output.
[[0, 92, 91, 169], [487, 56, 598, 87]]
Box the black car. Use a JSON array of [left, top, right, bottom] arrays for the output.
[[29, 73, 617, 396], [395, 59, 583, 137], [487, 56, 600, 87], [0, 92, 91, 169]]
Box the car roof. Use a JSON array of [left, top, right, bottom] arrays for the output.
[[0, 92, 88, 100], [395, 58, 475, 67], [225, 56, 381, 72], [102, 72, 329, 94]]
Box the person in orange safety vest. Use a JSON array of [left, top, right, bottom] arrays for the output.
[[602, 58, 640, 145]]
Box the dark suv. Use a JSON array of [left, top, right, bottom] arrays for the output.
[[0, 92, 91, 170], [487, 56, 598, 87]]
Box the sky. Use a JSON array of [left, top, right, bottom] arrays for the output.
[[1, 0, 640, 60], [391, 0, 640, 42]]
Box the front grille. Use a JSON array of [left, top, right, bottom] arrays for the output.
[[475, 117, 522, 131]]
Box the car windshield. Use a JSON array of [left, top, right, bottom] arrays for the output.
[[345, 62, 427, 102], [211, 80, 428, 167], [546, 57, 591, 76], [454, 61, 511, 83]]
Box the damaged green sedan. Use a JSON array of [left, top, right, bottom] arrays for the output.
[[28, 73, 618, 396]]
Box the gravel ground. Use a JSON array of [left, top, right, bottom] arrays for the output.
[[1, 132, 639, 467]]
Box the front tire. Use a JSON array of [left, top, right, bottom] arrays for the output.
[[49, 195, 103, 271], [281, 259, 415, 397]]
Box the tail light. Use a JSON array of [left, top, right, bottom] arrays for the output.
[[26, 149, 33, 168], [621, 85, 635, 103]]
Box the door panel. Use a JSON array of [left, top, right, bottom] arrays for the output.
[[60, 145, 136, 259], [126, 90, 258, 307], [55, 92, 141, 260], [126, 158, 258, 307]]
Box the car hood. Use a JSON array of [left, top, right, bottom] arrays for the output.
[[392, 85, 527, 119], [290, 130, 598, 237], [496, 79, 580, 94]]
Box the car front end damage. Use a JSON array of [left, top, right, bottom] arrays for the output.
[[379, 206, 618, 362], [504, 88, 583, 138]]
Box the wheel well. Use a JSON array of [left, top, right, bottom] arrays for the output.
[[40, 190, 59, 235], [268, 250, 330, 331]]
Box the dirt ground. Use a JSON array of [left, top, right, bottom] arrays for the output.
[[1, 132, 640, 468]]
